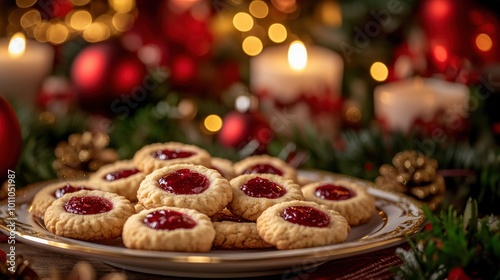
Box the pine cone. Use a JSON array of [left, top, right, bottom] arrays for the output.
[[53, 131, 119, 180], [375, 150, 445, 210]]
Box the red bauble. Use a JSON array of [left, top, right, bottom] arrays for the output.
[[71, 42, 146, 114], [447, 267, 471, 280], [0, 96, 22, 182], [218, 111, 273, 153]]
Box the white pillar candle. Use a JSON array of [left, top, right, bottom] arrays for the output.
[[250, 41, 343, 139], [0, 33, 54, 105], [374, 77, 470, 132], [251, 41, 343, 103]]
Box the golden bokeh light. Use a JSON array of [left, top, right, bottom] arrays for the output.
[[233, 12, 254, 32], [16, 0, 37, 8], [33, 22, 50, 42], [268, 23, 287, 43], [20, 10, 41, 29], [112, 13, 134, 32], [109, 0, 136, 13], [249, 1, 269, 19], [319, 1, 342, 27], [204, 114, 223, 133], [242, 36, 263, 56], [345, 106, 361, 124], [370, 62, 389, 82], [47, 23, 69, 45], [70, 10, 92, 30], [83, 22, 110, 43], [476, 33, 493, 52]]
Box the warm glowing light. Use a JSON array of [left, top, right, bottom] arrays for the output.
[[268, 23, 287, 43], [109, 0, 135, 13], [319, 1, 342, 27], [178, 99, 197, 120], [476, 33, 493, 52], [249, 1, 269, 19], [16, 0, 37, 8], [242, 36, 263, 56], [288, 40, 307, 71], [70, 10, 92, 30], [433, 45, 448, 62], [20, 10, 41, 28], [370, 62, 389, 82], [8, 33, 26, 58], [233, 12, 254, 32], [428, 0, 450, 19], [204, 115, 223, 133], [272, 0, 296, 13], [47, 23, 69, 44], [33, 22, 50, 42], [83, 22, 110, 42]]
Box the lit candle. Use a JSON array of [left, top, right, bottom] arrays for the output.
[[374, 77, 470, 132], [250, 41, 343, 138], [0, 33, 54, 105], [251, 41, 343, 103]]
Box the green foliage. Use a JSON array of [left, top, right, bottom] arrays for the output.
[[395, 199, 500, 279]]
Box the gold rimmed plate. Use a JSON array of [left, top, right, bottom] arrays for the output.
[[0, 170, 424, 278]]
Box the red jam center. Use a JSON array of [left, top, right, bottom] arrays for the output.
[[103, 168, 140, 181], [242, 164, 283, 176], [211, 213, 252, 223], [144, 210, 197, 230], [52, 184, 92, 198], [240, 176, 286, 199], [315, 184, 355, 201], [64, 196, 113, 215], [281, 206, 330, 228], [158, 169, 209, 194], [151, 149, 194, 160]]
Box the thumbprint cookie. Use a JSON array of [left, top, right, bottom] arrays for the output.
[[122, 206, 215, 252], [89, 160, 146, 202], [137, 164, 232, 216], [228, 174, 303, 221], [233, 155, 297, 181], [44, 190, 135, 241], [301, 180, 375, 226], [31, 181, 93, 218], [256, 200, 350, 250], [133, 142, 211, 174]]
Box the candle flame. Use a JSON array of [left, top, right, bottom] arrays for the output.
[[288, 40, 307, 71], [8, 32, 26, 58]]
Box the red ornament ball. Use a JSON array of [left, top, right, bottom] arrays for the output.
[[71, 42, 146, 113], [447, 267, 471, 280], [0, 96, 22, 182], [218, 111, 272, 150]]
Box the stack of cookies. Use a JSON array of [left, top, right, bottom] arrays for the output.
[[32, 142, 375, 252]]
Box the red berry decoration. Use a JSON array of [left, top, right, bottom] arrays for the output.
[[0, 96, 22, 182], [448, 267, 471, 280]]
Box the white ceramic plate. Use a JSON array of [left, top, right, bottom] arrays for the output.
[[0, 170, 424, 278]]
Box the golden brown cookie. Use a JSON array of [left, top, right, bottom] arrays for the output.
[[44, 190, 135, 241], [132, 142, 211, 174], [137, 164, 232, 216], [89, 160, 146, 202], [31, 181, 93, 218], [233, 155, 297, 181], [256, 200, 350, 250], [228, 174, 304, 221], [122, 206, 215, 252], [301, 180, 375, 226], [211, 211, 273, 249], [211, 157, 235, 180]]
